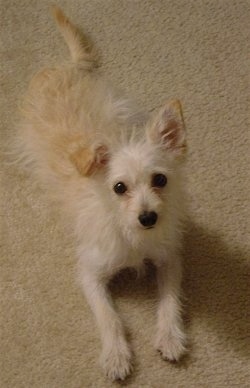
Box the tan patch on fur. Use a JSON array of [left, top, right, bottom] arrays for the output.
[[70, 147, 95, 176], [70, 145, 109, 176]]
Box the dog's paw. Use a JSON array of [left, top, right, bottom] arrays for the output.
[[155, 329, 187, 362], [100, 342, 133, 381]]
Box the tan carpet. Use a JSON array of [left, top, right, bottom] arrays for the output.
[[1, 1, 249, 387]]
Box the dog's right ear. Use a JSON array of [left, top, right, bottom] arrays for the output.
[[70, 145, 109, 176]]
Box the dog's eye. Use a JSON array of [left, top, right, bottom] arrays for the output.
[[113, 182, 127, 195], [152, 173, 167, 188]]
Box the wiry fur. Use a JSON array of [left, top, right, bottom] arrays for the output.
[[15, 6, 188, 381]]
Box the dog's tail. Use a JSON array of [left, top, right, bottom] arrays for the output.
[[51, 5, 97, 69]]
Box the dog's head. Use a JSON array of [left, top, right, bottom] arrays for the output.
[[71, 100, 186, 243], [108, 100, 186, 239]]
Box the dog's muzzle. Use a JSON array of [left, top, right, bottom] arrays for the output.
[[138, 211, 158, 228]]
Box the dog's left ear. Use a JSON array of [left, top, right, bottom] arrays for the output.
[[70, 145, 109, 176], [147, 100, 186, 156]]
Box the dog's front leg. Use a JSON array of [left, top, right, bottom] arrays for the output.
[[155, 256, 187, 361], [81, 272, 132, 381]]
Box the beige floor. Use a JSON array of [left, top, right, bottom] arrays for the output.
[[1, 1, 249, 387]]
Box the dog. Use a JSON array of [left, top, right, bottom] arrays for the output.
[[15, 6, 187, 381]]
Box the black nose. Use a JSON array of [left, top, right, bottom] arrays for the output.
[[138, 211, 158, 227]]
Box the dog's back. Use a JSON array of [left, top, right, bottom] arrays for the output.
[[15, 7, 143, 194]]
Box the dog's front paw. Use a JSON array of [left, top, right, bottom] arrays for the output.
[[100, 342, 133, 381], [155, 328, 187, 362]]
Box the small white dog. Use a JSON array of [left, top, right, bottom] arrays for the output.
[[16, 7, 187, 381]]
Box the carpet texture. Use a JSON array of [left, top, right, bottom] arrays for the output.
[[1, 1, 249, 387]]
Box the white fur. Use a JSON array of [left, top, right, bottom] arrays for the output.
[[14, 7, 188, 381]]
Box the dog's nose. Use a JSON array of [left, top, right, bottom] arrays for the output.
[[138, 211, 158, 227]]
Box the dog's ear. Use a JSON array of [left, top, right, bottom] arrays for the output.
[[148, 100, 186, 156], [70, 145, 109, 176]]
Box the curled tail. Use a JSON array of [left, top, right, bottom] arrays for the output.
[[51, 5, 97, 69]]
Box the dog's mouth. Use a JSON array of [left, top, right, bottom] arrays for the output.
[[144, 226, 154, 230]]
